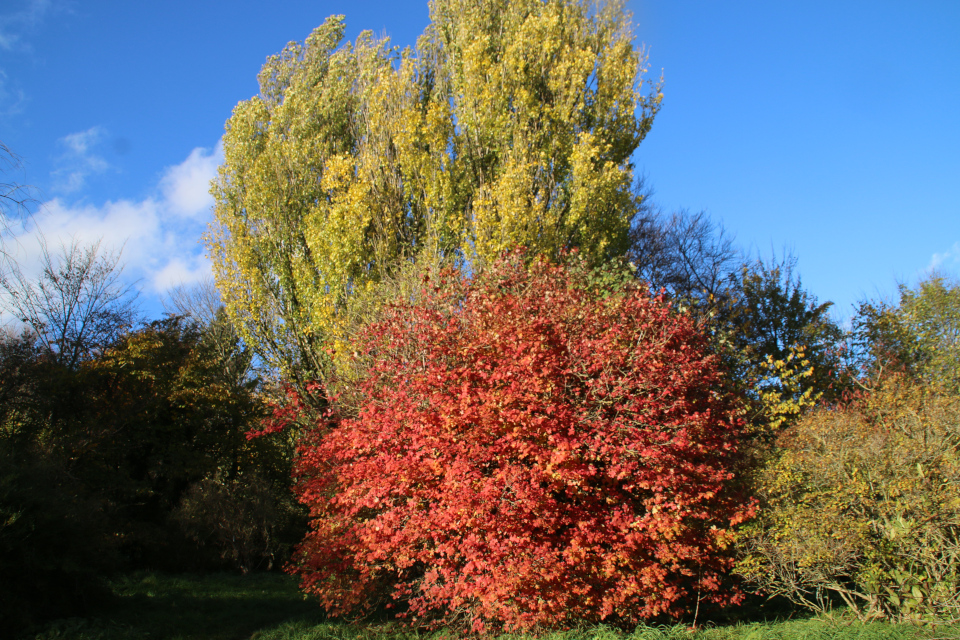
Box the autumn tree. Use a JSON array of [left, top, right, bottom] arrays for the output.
[[718, 255, 848, 436], [852, 273, 960, 392], [630, 214, 846, 435], [209, 0, 661, 387], [737, 274, 960, 620], [1, 312, 300, 587], [286, 253, 752, 632], [77, 315, 302, 569]]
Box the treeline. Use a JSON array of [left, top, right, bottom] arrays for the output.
[[1, 196, 958, 634], [739, 275, 960, 621], [0, 244, 305, 632]]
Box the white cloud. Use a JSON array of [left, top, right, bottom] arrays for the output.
[[158, 141, 223, 218], [928, 241, 960, 273], [51, 126, 110, 193], [61, 127, 100, 155], [8, 141, 222, 297], [152, 257, 213, 292]]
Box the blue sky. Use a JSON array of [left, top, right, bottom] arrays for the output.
[[1, 0, 957, 323]]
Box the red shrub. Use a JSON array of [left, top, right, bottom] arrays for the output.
[[290, 254, 753, 632]]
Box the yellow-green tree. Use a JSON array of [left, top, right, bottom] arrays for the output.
[[208, 0, 661, 386], [853, 273, 960, 393]]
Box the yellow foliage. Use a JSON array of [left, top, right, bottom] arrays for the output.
[[207, 1, 660, 383], [738, 376, 960, 622], [751, 346, 820, 436]]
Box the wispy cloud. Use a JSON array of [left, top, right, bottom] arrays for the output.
[[0, 0, 53, 52], [50, 126, 110, 193], [8, 141, 223, 296], [928, 241, 960, 273], [0, 0, 62, 119], [0, 69, 26, 117]]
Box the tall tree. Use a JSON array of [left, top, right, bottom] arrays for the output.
[[630, 207, 846, 431], [727, 255, 843, 390], [208, 0, 661, 387], [678, 253, 848, 436]]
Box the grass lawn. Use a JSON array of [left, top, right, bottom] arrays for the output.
[[21, 572, 960, 640]]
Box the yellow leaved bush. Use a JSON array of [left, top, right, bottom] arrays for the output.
[[737, 375, 960, 622]]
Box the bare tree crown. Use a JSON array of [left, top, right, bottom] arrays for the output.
[[1, 240, 139, 370]]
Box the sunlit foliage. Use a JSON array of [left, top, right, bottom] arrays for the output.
[[208, 0, 661, 384], [287, 254, 752, 632], [737, 375, 960, 622], [853, 273, 960, 392]]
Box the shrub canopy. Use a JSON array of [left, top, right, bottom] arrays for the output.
[[288, 254, 752, 632]]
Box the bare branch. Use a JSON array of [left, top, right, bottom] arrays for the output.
[[0, 239, 140, 369], [165, 277, 223, 327], [629, 202, 740, 305], [0, 141, 38, 235]]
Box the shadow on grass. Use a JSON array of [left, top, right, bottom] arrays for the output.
[[24, 571, 323, 640]]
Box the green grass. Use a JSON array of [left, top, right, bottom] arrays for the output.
[[250, 617, 960, 640], [22, 573, 960, 640]]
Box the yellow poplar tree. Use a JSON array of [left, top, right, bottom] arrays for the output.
[[208, 0, 661, 385]]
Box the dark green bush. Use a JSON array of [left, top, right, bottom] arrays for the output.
[[173, 472, 305, 573], [0, 445, 115, 632]]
